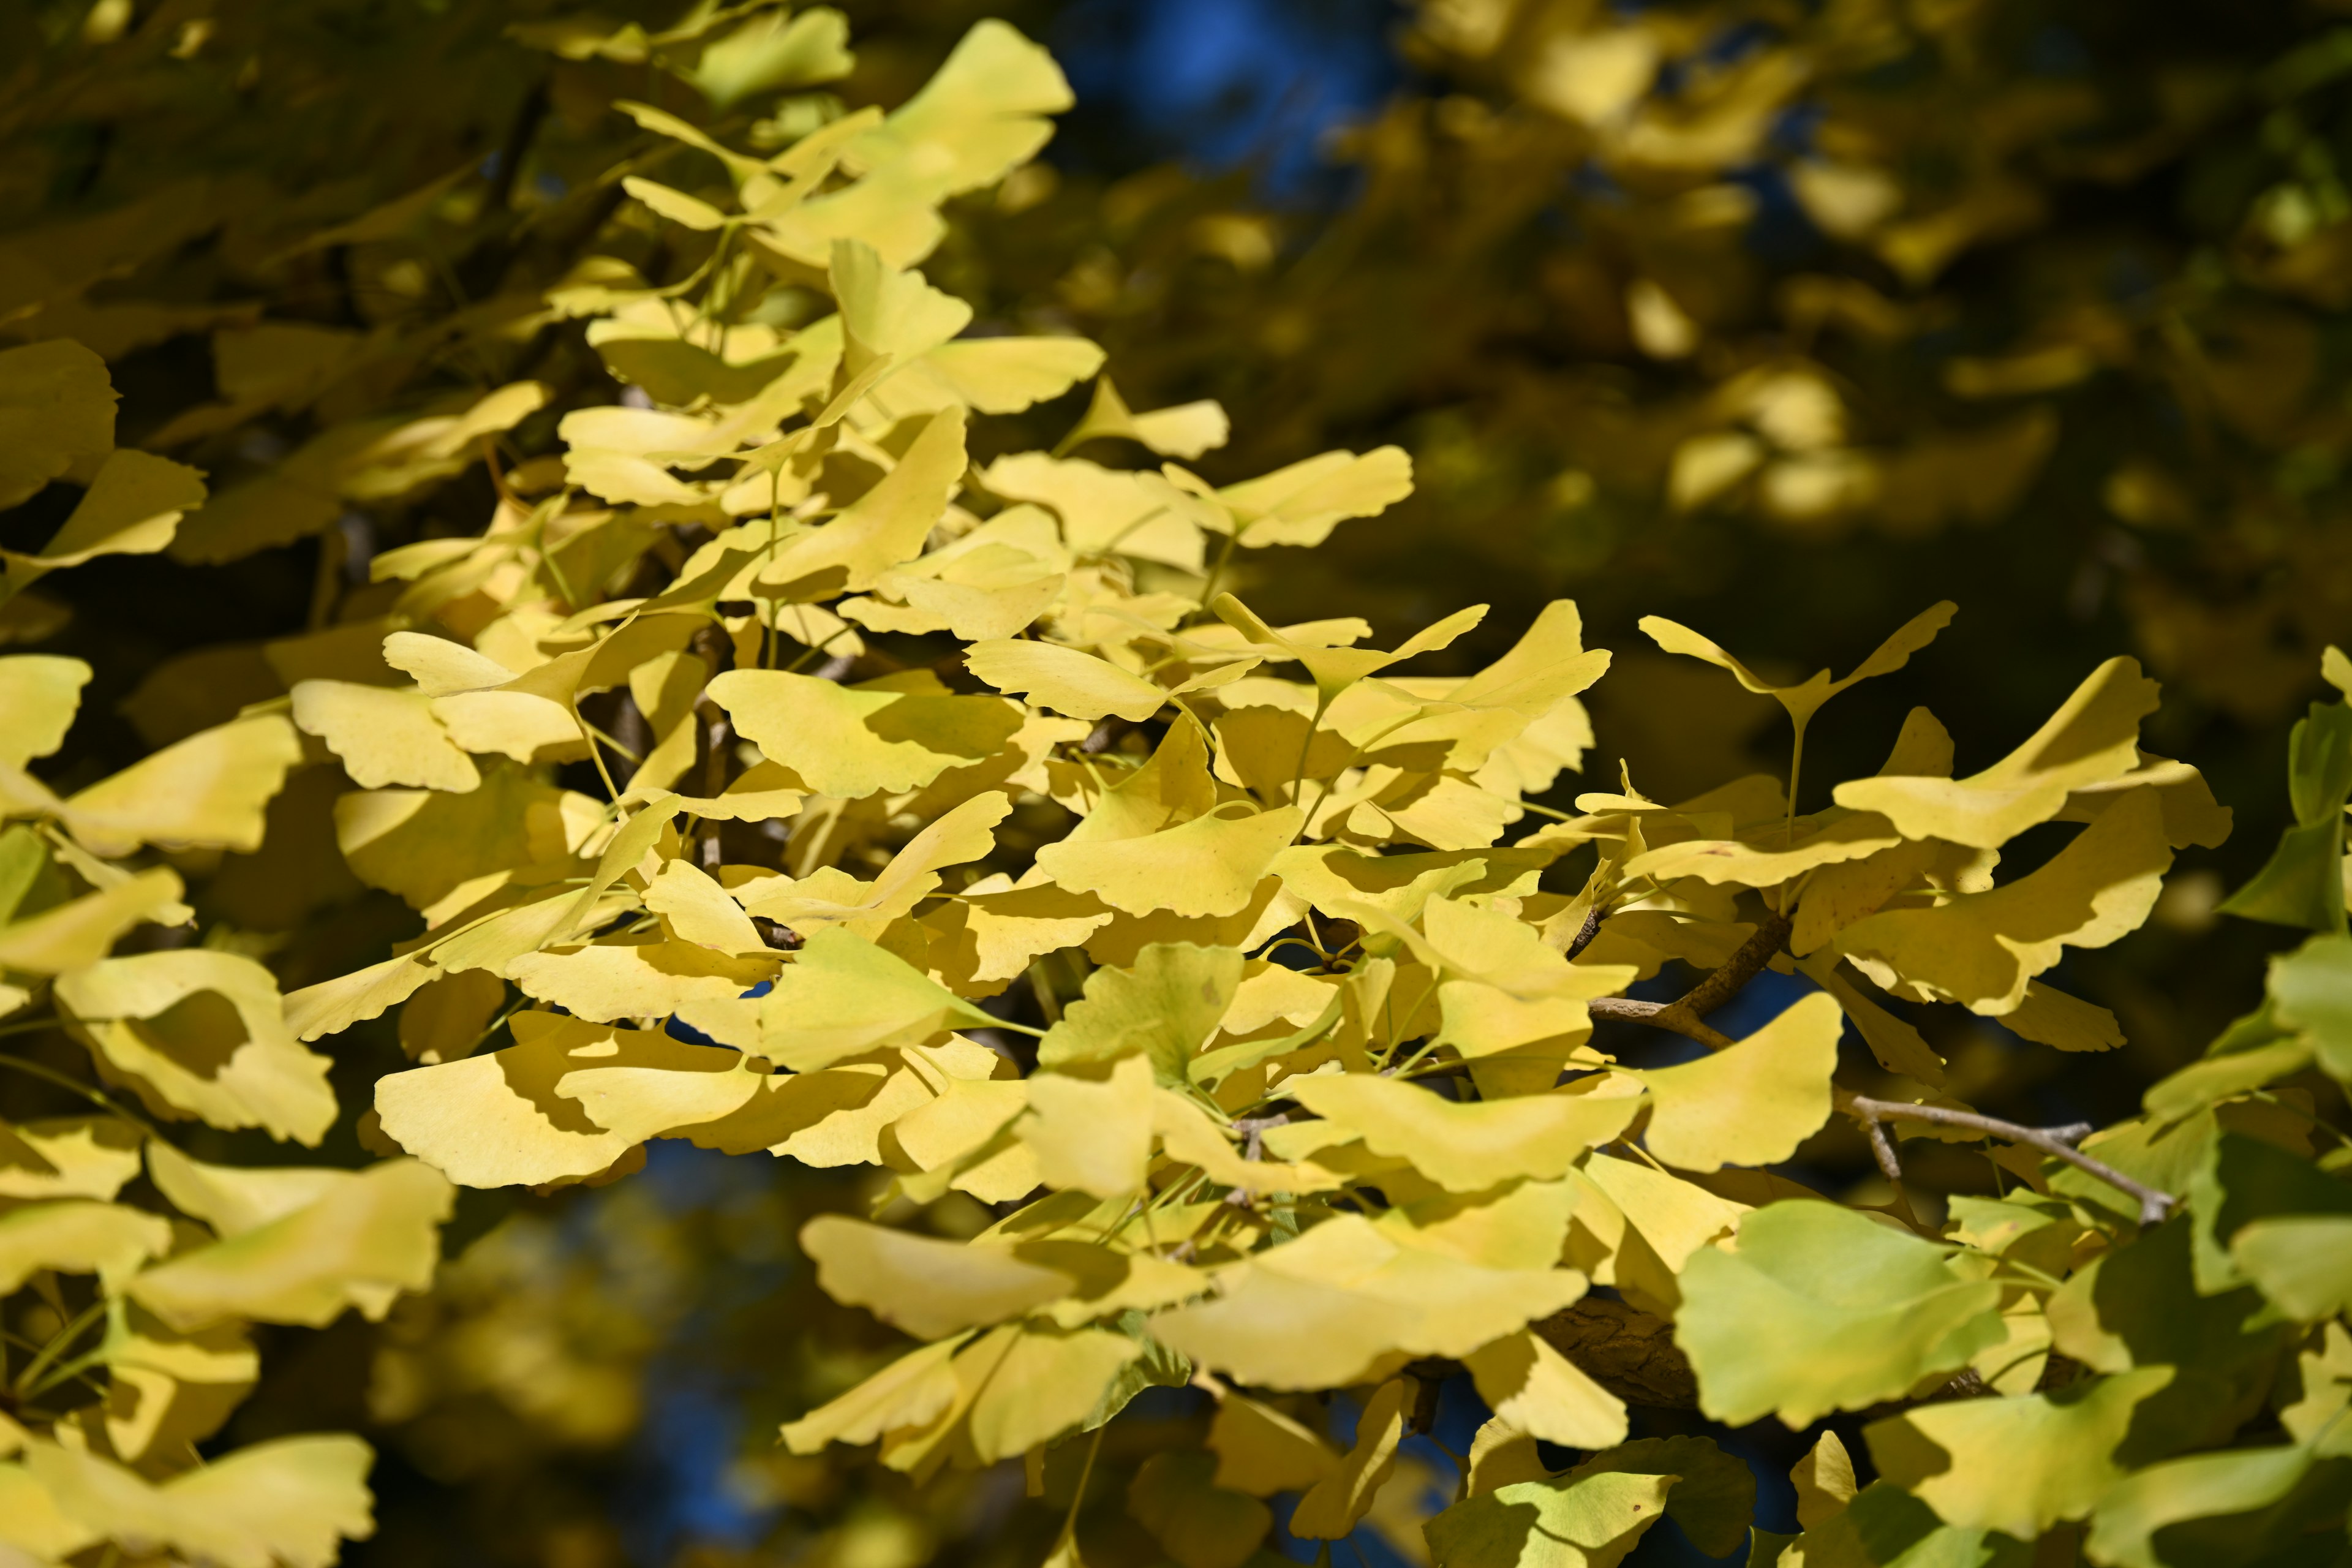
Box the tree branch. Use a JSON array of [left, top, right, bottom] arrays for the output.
[[1586, 908, 1792, 1053], [1837, 1091, 2171, 1227]]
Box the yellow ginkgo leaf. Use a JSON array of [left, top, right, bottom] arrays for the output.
[[1038, 942, 1243, 1082], [730, 791, 1010, 932], [1213, 446, 1414, 549], [24, 1433, 374, 1568], [1642, 600, 1955, 736], [983, 452, 1216, 570], [1834, 657, 2162, 848], [97, 1304, 258, 1464], [674, 925, 998, 1071], [57, 949, 336, 1144], [127, 1157, 454, 1330], [0, 867, 184, 974], [963, 638, 1169, 722], [758, 406, 969, 595], [1149, 1214, 1586, 1389], [62, 714, 302, 856], [1464, 1329, 1629, 1449], [0, 1200, 172, 1292], [0, 654, 89, 769], [0, 338, 115, 510], [505, 936, 777, 1023], [643, 860, 767, 954], [1286, 1073, 1646, 1192], [1207, 1393, 1340, 1496], [1061, 375, 1229, 458], [840, 17, 1073, 200], [831, 238, 973, 379], [1036, 804, 1303, 918], [923, 874, 1114, 990], [291, 680, 480, 792], [960, 1324, 1140, 1463], [800, 1214, 1077, 1338], [708, 669, 1022, 798], [1634, 992, 1842, 1171], [1213, 594, 1487, 712], [1289, 1376, 1408, 1539], [781, 1335, 970, 1454], [0, 1116, 143, 1201], [374, 1012, 734, 1186], [4, 448, 206, 584], [1019, 1053, 1154, 1198], [1836, 788, 2172, 1014]]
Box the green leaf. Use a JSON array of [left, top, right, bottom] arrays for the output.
[[1038, 942, 1243, 1084], [2086, 1446, 2352, 1568], [2218, 701, 2352, 934], [1675, 1202, 2005, 1427], [1864, 1368, 2174, 1539], [2267, 932, 2352, 1084], [1782, 1482, 2032, 1568]]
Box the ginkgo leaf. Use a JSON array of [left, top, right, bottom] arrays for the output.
[[1464, 1330, 1629, 1449], [1019, 1054, 1154, 1197], [62, 714, 302, 856], [1290, 1377, 1407, 1539], [291, 680, 480, 792], [0, 867, 184, 974], [1422, 1469, 1675, 1568], [126, 1158, 454, 1329], [374, 1012, 747, 1186], [781, 1335, 970, 1454], [1865, 1367, 2174, 1539], [694, 7, 854, 105], [6, 448, 206, 576], [1641, 601, 1954, 736], [982, 452, 1217, 570], [23, 1434, 374, 1568], [801, 1215, 1076, 1338], [709, 669, 1022, 797], [1634, 992, 1840, 1172], [674, 925, 998, 1070], [1036, 804, 1302, 918], [1207, 1393, 1340, 1496], [0, 654, 89, 769], [965, 638, 1168, 722], [729, 791, 1010, 932], [0, 1116, 143, 1201], [840, 18, 1072, 201], [1567, 1437, 1755, 1559], [1149, 1215, 1586, 1387], [57, 949, 337, 1144], [1835, 657, 2163, 848], [0, 1200, 172, 1292], [1063, 376, 1229, 458], [0, 339, 115, 510], [1128, 1450, 1273, 1568], [1037, 943, 1244, 1082], [1792, 1431, 1857, 1529], [2083, 1444, 2350, 1568], [761, 406, 969, 594], [1213, 447, 1414, 549], [1213, 594, 1487, 712], [1675, 1201, 2006, 1426], [1835, 788, 2172, 1014], [1285, 1074, 1645, 1191]]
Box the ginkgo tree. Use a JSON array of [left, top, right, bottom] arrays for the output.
[[1, 6, 2349, 1568]]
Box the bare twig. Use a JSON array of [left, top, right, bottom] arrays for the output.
[[1586, 909, 1790, 1053], [1563, 905, 1608, 961], [1838, 1091, 2173, 1227]]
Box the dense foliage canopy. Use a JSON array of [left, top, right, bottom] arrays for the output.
[[1, 4, 2349, 1568]]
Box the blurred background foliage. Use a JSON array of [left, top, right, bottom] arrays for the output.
[[5, 0, 2351, 1562]]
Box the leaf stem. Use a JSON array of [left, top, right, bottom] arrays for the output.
[[0, 1052, 157, 1139]]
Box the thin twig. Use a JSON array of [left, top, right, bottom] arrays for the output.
[[1563, 905, 1608, 961], [1838, 1091, 2172, 1227], [1585, 909, 1790, 1052]]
